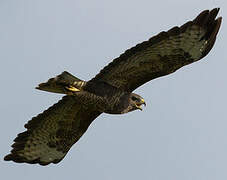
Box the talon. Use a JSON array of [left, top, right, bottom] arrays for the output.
[[65, 86, 80, 92]]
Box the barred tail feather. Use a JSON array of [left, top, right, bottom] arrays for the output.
[[36, 71, 86, 94]]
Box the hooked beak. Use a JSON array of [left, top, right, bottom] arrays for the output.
[[136, 98, 146, 111]]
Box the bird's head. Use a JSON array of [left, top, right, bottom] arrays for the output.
[[129, 93, 146, 112]]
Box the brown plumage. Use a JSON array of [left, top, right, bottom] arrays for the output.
[[4, 8, 222, 165], [5, 96, 101, 165]]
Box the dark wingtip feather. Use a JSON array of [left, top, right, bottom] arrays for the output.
[[187, 8, 222, 58], [194, 8, 220, 25], [4, 153, 52, 166], [208, 8, 220, 22], [196, 8, 222, 58], [194, 10, 210, 26], [201, 17, 222, 58], [193, 8, 222, 39], [4, 154, 13, 161], [4, 154, 24, 163]]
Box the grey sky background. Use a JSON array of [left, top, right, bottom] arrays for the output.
[[0, 0, 226, 179]]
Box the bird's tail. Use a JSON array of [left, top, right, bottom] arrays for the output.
[[36, 71, 86, 94]]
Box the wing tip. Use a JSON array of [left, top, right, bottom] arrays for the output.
[[4, 152, 63, 166], [180, 8, 222, 59], [4, 154, 13, 161], [197, 8, 222, 58], [194, 8, 222, 36], [4, 129, 64, 166]]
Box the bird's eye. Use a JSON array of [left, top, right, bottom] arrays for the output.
[[131, 96, 138, 101]]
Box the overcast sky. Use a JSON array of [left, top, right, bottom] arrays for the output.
[[1, 0, 226, 180]]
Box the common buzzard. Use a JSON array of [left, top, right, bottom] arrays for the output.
[[4, 8, 222, 165]]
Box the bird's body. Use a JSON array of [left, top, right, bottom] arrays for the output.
[[4, 8, 222, 165], [42, 74, 145, 114], [81, 80, 130, 114]]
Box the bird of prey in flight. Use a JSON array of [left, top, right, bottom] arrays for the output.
[[4, 8, 222, 165]]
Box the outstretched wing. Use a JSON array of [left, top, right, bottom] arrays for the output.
[[92, 8, 222, 92], [4, 96, 101, 165]]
